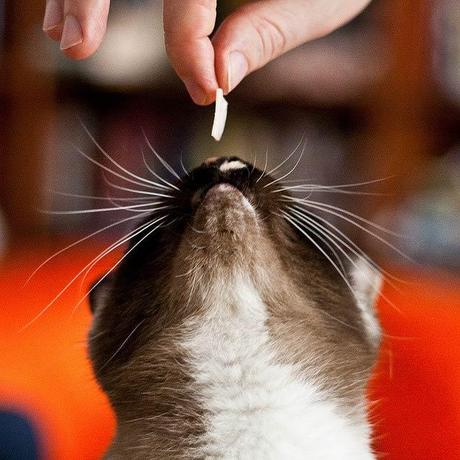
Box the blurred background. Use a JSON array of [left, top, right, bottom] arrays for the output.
[[1, 0, 460, 267], [1, 0, 460, 459]]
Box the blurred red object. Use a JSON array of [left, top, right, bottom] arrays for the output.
[[0, 242, 459, 459], [0, 242, 116, 460], [370, 269, 460, 460]]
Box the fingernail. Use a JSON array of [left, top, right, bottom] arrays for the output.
[[227, 51, 248, 92], [183, 80, 208, 105], [43, 0, 63, 31], [60, 15, 83, 50]]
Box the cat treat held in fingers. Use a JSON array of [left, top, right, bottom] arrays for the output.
[[88, 156, 382, 459]]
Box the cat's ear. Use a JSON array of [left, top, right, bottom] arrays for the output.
[[350, 258, 382, 348], [88, 275, 113, 314]]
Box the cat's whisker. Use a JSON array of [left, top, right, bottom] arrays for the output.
[[75, 216, 169, 294], [142, 149, 180, 191], [286, 197, 411, 261], [282, 177, 395, 189], [275, 177, 315, 184], [266, 135, 305, 177], [103, 195, 171, 215], [186, 239, 207, 251], [75, 214, 168, 293], [40, 202, 166, 215], [283, 196, 405, 239], [279, 211, 360, 329], [255, 146, 269, 184], [48, 190, 157, 202], [285, 209, 404, 319], [281, 210, 349, 285], [250, 150, 258, 175], [19, 215, 166, 332], [24, 212, 150, 286], [180, 152, 190, 177], [98, 320, 145, 372], [73, 145, 162, 191], [175, 267, 196, 278], [264, 143, 305, 188], [143, 132, 183, 182], [287, 205, 407, 286], [74, 217, 174, 314], [286, 207, 404, 313], [103, 175, 175, 199], [283, 210, 347, 277], [273, 186, 386, 196], [81, 122, 169, 190], [190, 225, 207, 234]]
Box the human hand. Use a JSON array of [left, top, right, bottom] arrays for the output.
[[43, 0, 371, 105]]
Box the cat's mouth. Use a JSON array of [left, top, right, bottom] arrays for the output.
[[190, 183, 258, 245], [193, 182, 248, 207], [204, 182, 253, 209]]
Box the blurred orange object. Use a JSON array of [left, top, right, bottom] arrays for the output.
[[0, 241, 459, 459], [0, 241, 116, 460], [370, 269, 460, 460]]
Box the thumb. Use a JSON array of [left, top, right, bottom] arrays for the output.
[[212, 0, 371, 93]]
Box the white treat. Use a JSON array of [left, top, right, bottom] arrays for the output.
[[211, 88, 228, 141]]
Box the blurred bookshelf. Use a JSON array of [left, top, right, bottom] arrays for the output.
[[1, 0, 460, 271]]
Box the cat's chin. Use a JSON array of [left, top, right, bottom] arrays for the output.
[[192, 183, 258, 244]]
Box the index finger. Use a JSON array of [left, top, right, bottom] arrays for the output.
[[163, 0, 218, 105]]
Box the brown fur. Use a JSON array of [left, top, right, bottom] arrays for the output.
[[88, 157, 380, 458]]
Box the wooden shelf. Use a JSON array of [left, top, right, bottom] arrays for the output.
[[1, 0, 56, 236]]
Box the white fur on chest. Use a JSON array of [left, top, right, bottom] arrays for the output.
[[182, 277, 375, 460]]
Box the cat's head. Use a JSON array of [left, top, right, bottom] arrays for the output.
[[88, 156, 381, 457]]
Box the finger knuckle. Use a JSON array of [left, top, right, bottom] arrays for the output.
[[249, 14, 288, 64]]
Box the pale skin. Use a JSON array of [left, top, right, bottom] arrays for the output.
[[43, 0, 371, 105]]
